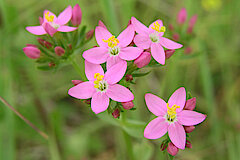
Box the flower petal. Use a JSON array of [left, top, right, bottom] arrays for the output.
[[159, 37, 183, 49], [131, 17, 149, 35], [43, 10, 57, 23], [57, 6, 72, 25], [144, 117, 168, 139], [151, 43, 165, 65], [106, 56, 122, 70], [104, 60, 127, 84], [83, 47, 109, 64], [117, 25, 135, 47], [98, 20, 107, 29], [106, 84, 134, 102], [95, 26, 113, 47], [168, 122, 186, 150], [68, 81, 95, 99], [133, 34, 151, 49], [91, 92, 109, 114], [177, 110, 206, 126], [42, 23, 57, 36], [168, 87, 186, 112], [85, 60, 104, 81], [57, 26, 77, 32], [145, 93, 167, 116], [119, 47, 143, 61], [26, 26, 47, 35]]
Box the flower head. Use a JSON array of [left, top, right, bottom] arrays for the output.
[[68, 60, 134, 114], [26, 6, 77, 36], [131, 17, 183, 65], [83, 24, 143, 69], [144, 87, 206, 149]]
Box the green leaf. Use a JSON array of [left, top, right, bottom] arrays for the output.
[[37, 65, 53, 71]]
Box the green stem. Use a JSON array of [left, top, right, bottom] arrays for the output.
[[69, 55, 86, 81]]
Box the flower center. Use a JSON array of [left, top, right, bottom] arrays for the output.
[[149, 33, 160, 43], [103, 36, 119, 48], [109, 46, 120, 56], [94, 73, 108, 92], [151, 21, 166, 33], [45, 12, 54, 22], [166, 103, 180, 122]]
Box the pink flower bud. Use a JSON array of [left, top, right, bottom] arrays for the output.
[[187, 15, 197, 34], [112, 109, 120, 118], [68, 44, 72, 50], [44, 41, 52, 49], [167, 142, 179, 156], [184, 97, 196, 110], [98, 20, 107, 29], [184, 47, 192, 54], [26, 44, 38, 48], [172, 33, 180, 41], [186, 140, 192, 148], [184, 126, 195, 133], [86, 29, 94, 40], [37, 38, 45, 46], [121, 101, 134, 110], [168, 24, 174, 31], [54, 46, 65, 56], [71, 4, 82, 26], [71, 80, 83, 86], [165, 49, 175, 59], [125, 74, 133, 82], [39, 17, 44, 25], [134, 52, 151, 68], [48, 62, 55, 67], [23, 46, 41, 59], [177, 8, 187, 25]]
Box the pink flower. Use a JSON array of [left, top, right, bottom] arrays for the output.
[[144, 87, 206, 149], [68, 60, 134, 114], [82, 25, 143, 69], [177, 8, 187, 25], [23, 46, 41, 59], [26, 6, 77, 36], [131, 17, 183, 65]]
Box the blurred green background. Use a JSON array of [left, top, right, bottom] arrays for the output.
[[0, 0, 240, 159]]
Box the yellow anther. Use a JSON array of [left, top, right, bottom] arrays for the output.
[[45, 12, 54, 22], [151, 21, 166, 33], [94, 73, 100, 79], [94, 84, 100, 88], [94, 80, 99, 85], [97, 75, 104, 81], [102, 36, 119, 48], [167, 103, 180, 119]]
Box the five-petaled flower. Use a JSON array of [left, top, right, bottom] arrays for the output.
[[83, 24, 143, 69], [68, 60, 134, 114], [144, 87, 206, 149], [26, 6, 77, 36], [131, 17, 183, 65]]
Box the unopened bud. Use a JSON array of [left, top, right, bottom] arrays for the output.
[[184, 126, 195, 133], [167, 142, 179, 156], [112, 109, 120, 118], [71, 80, 83, 86], [37, 38, 45, 46], [121, 101, 134, 110], [68, 44, 72, 50], [160, 142, 167, 151], [48, 62, 55, 67], [177, 8, 187, 25], [184, 47, 192, 54], [134, 52, 151, 68], [186, 140, 192, 148], [125, 74, 133, 82], [168, 24, 174, 31], [98, 20, 107, 29], [26, 44, 38, 48], [55, 46, 65, 56], [165, 49, 175, 59], [44, 41, 52, 49], [187, 15, 197, 34], [23, 46, 41, 59], [86, 29, 94, 40], [184, 97, 196, 110], [71, 4, 82, 26], [172, 33, 180, 41], [39, 17, 44, 25]]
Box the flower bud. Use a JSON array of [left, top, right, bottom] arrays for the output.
[[168, 24, 174, 31], [134, 52, 151, 68], [177, 8, 187, 25], [165, 49, 175, 59], [71, 4, 82, 26], [83, 99, 91, 105], [37, 38, 45, 46], [167, 142, 179, 156], [48, 62, 55, 67], [121, 101, 134, 110], [39, 17, 44, 25], [184, 47, 192, 54], [26, 44, 38, 48], [23, 46, 41, 59], [86, 29, 94, 40], [187, 15, 197, 34], [186, 140, 192, 148], [160, 142, 167, 151], [172, 33, 179, 41], [112, 109, 120, 118], [44, 41, 52, 49], [184, 97, 196, 110], [184, 126, 195, 133], [98, 20, 107, 29], [71, 80, 83, 86], [68, 44, 72, 50], [125, 74, 133, 82], [55, 46, 65, 56]]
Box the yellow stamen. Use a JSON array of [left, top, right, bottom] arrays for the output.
[[93, 73, 104, 88], [167, 103, 180, 120], [45, 12, 54, 22], [151, 21, 166, 33], [94, 73, 100, 79], [102, 36, 119, 48]]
